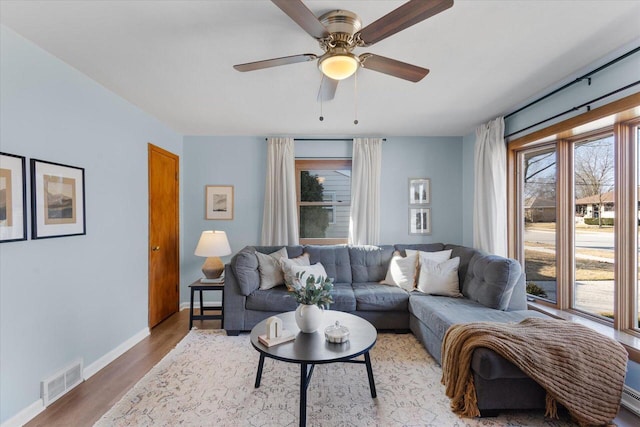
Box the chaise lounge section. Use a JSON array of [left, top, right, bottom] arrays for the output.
[[223, 243, 550, 415]]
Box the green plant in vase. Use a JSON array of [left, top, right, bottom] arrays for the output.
[[288, 273, 334, 308], [289, 273, 333, 333]]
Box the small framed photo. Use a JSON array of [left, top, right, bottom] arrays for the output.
[[409, 207, 431, 235], [0, 152, 27, 242], [205, 185, 234, 220], [409, 178, 430, 205], [31, 159, 86, 239]]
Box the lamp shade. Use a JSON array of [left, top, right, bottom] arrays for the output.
[[194, 230, 231, 257]]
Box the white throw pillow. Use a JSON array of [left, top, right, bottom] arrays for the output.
[[381, 251, 418, 291], [280, 253, 311, 289], [287, 263, 328, 288], [406, 248, 452, 265], [256, 247, 288, 290], [417, 256, 462, 297], [407, 249, 452, 284]]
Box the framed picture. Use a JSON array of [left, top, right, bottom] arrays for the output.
[[409, 207, 431, 235], [409, 178, 430, 205], [0, 152, 27, 242], [30, 159, 86, 239], [205, 185, 234, 220]]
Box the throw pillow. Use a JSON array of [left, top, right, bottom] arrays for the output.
[[407, 248, 452, 284], [417, 256, 462, 297], [280, 253, 311, 289], [406, 248, 452, 264], [286, 263, 328, 288], [381, 251, 418, 291], [256, 247, 288, 290]]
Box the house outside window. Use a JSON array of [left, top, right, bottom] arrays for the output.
[[295, 159, 351, 244]]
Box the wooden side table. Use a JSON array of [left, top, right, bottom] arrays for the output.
[[188, 280, 224, 330]]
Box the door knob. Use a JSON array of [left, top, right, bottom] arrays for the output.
[[151, 246, 160, 251]]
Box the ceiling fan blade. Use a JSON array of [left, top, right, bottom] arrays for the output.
[[356, 0, 454, 46], [271, 0, 329, 40], [234, 54, 317, 72], [360, 54, 429, 82], [317, 76, 339, 102]]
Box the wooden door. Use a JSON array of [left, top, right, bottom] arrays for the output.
[[148, 143, 180, 328]]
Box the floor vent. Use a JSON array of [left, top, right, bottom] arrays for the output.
[[621, 385, 640, 417], [41, 359, 83, 406]]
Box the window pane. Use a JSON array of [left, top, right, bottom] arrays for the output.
[[573, 136, 615, 320], [522, 147, 557, 302], [299, 168, 350, 239]]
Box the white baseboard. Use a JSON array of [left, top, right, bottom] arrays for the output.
[[0, 399, 44, 427], [3, 327, 151, 426], [82, 327, 150, 380]]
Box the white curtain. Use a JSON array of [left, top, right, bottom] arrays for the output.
[[261, 137, 299, 245], [349, 137, 382, 245], [473, 117, 507, 256]]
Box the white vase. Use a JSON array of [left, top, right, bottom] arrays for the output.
[[295, 304, 323, 333]]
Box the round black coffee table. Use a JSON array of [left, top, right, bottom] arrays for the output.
[[250, 310, 377, 427]]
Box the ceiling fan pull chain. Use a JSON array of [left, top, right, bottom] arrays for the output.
[[319, 75, 325, 122], [354, 71, 359, 125]]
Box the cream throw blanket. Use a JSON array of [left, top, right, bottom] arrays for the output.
[[441, 318, 628, 426]]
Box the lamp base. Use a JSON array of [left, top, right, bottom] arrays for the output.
[[202, 257, 224, 279]]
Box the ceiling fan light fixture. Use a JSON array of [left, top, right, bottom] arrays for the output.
[[319, 52, 359, 80]]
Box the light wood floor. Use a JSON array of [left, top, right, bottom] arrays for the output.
[[24, 309, 640, 427]]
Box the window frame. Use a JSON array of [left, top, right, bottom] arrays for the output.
[[295, 159, 352, 245], [507, 93, 640, 360]]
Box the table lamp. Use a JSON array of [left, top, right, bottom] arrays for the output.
[[195, 230, 232, 283]]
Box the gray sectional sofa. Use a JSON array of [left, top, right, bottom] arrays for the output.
[[223, 243, 550, 415]]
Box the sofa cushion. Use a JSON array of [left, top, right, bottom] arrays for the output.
[[349, 245, 394, 283], [353, 282, 410, 311], [304, 245, 352, 283], [462, 254, 521, 310], [329, 283, 357, 312], [256, 247, 287, 290], [408, 295, 546, 343], [232, 247, 261, 296], [246, 286, 297, 312]]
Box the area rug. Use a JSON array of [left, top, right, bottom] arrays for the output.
[[94, 330, 577, 427]]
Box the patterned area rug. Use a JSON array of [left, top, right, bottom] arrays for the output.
[[95, 330, 576, 427]]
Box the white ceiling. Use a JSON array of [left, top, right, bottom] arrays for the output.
[[1, 0, 639, 137]]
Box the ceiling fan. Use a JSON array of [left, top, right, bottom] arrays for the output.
[[233, 0, 454, 102]]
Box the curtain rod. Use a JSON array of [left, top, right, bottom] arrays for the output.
[[265, 138, 386, 141], [504, 46, 640, 120], [505, 79, 640, 138]]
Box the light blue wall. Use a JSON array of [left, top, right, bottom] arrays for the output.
[[0, 26, 182, 423], [181, 135, 464, 303]]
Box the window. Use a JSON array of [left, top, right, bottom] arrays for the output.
[[508, 95, 640, 356], [519, 146, 558, 303], [572, 135, 615, 320], [295, 159, 351, 244]]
